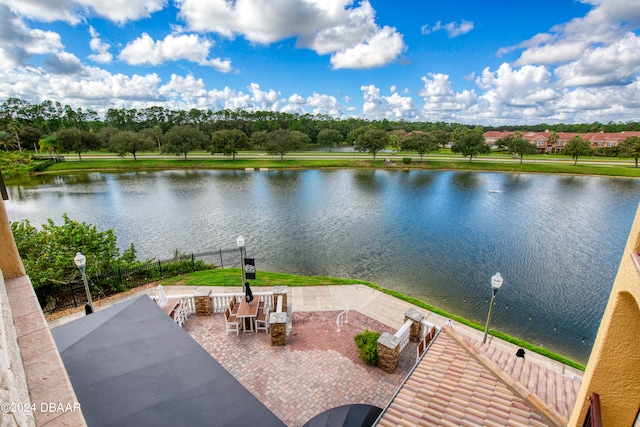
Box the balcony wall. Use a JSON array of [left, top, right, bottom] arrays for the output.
[[568, 203, 640, 426]]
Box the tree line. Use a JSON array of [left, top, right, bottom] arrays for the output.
[[1, 97, 639, 165]]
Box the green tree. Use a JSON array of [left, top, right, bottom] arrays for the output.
[[316, 129, 343, 151], [563, 135, 593, 165], [451, 128, 490, 161], [402, 131, 439, 161], [547, 131, 559, 152], [250, 130, 268, 149], [209, 129, 251, 160], [264, 129, 309, 160], [10, 214, 137, 290], [152, 125, 163, 153], [432, 129, 451, 148], [7, 120, 23, 152], [109, 131, 155, 160], [56, 128, 100, 160], [505, 131, 538, 164], [38, 135, 58, 155], [162, 125, 208, 160], [618, 136, 640, 167], [355, 129, 389, 160]]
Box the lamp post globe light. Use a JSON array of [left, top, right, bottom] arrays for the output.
[[237, 235, 245, 292], [482, 272, 503, 344], [73, 252, 93, 315]]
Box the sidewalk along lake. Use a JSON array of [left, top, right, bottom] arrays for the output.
[[6, 169, 640, 364]]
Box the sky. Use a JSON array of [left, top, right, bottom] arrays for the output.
[[1, 0, 639, 125]]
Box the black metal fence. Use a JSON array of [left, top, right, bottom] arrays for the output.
[[37, 248, 243, 314]]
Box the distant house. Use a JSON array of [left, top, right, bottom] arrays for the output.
[[483, 131, 640, 154]]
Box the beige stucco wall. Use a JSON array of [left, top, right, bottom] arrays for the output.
[[0, 200, 25, 279], [568, 203, 640, 426]]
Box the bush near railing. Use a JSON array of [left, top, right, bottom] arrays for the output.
[[354, 329, 381, 365], [36, 254, 212, 314]]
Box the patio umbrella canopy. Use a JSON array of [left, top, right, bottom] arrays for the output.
[[52, 295, 284, 427], [302, 404, 383, 427]]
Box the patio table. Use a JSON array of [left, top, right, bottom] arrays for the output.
[[236, 298, 259, 332]]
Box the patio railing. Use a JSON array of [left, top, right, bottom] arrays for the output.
[[395, 319, 412, 354], [336, 306, 349, 332]]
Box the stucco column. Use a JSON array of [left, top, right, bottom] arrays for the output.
[[0, 199, 25, 279]]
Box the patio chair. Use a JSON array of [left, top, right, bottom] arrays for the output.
[[225, 307, 241, 335], [229, 297, 239, 314], [173, 297, 190, 328], [256, 302, 270, 333]]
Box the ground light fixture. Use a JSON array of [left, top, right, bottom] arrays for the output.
[[483, 272, 504, 343], [237, 235, 245, 292], [73, 251, 93, 315]]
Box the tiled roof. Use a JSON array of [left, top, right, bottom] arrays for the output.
[[377, 326, 568, 427], [463, 336, 581, 421]]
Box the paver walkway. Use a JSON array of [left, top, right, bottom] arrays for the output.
[[185, 310, 416, 427]]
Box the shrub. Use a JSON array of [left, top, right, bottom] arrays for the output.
[[402, 157, 412, 164], [354, 329, 380, 365]]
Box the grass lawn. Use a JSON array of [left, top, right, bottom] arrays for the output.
[[34, 155, 640, 178]]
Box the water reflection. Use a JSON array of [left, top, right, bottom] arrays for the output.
[[5, 169, 640, 363]]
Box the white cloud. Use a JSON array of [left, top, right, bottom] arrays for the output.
[[0, 0, 166, 24], [421, 19, 474, 37], [119, 33, 231, 72], [502, 0, 640, 90], [361, 84, 417, 119], [554, 32, 640, 87], [418, 73, 477, 113], [176, 0, 405, 69], [0, 5, 63, 68], [87, 26, 112, 64], [248, 83, 280, 110], [330, 26, 405, 69]]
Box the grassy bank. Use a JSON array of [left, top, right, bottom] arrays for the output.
[[163, 269, 585, 370], [33, 155, 640, 178]]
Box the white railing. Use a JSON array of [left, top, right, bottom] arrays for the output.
[[153, 291, 274, 315], [336, 306, 349, 331], [209, 292, 274, 314], [395, 319, 412, 354]]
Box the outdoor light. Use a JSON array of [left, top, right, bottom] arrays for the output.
[[483, 272, 503, 343], [74, 252, 93, 314], [237, 235, 246, 292]]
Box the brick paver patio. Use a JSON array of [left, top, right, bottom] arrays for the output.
[[184, 310, 416, 427]]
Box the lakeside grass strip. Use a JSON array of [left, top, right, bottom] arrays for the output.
[[161, 268, 585, 370], [33, 156, 640, 178]]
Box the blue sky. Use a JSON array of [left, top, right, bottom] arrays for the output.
[[0, 0, 638, 124]]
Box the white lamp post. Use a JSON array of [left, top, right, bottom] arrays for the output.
[[237, 235, 245, 293], [483, 272, 503, 343], [73, 252, 93, 315]]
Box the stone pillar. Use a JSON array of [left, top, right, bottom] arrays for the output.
[[377, 332, 400, 373], [273, 286, 287, 310], [194, 288, 212, 316], [269, 312, 287, 346], [404, 308, 425, 343]]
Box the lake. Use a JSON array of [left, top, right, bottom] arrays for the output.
[[6, 169, 640, 363]]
